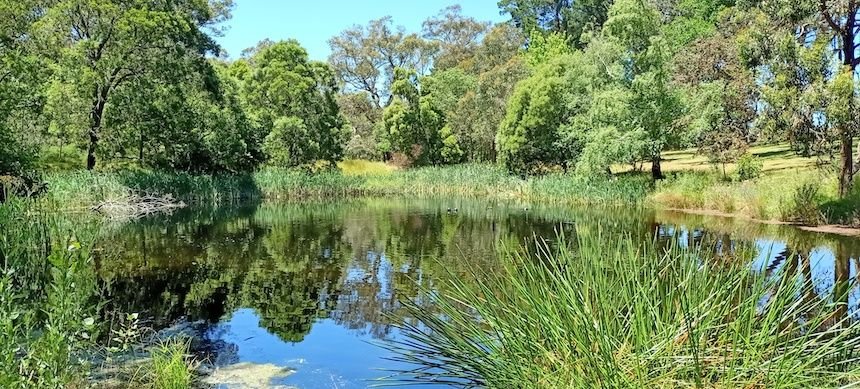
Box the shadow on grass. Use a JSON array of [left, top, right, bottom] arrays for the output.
[[820, 189, 860, 226]]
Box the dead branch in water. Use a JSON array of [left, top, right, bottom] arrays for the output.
[[92, 192, 186, 220]]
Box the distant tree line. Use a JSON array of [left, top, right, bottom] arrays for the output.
[[1, 0, 858, 196]]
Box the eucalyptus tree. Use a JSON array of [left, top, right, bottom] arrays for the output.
[[499, 0, 611, 47], [328, 17, 436, 109], [241, 40, 347, 167], [421, 5, 490, 71], [741, 0, 859, 196], [813, 0, 859, 196], [36, 0, 231, 170]]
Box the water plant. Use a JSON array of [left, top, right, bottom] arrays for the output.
[[384, 232, 860, 388], [149, 340, 195, 389]]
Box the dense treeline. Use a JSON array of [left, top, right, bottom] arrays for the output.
[[1, 0, 858, 196]]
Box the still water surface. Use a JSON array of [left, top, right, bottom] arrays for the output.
[[94, 197, 860, 388]]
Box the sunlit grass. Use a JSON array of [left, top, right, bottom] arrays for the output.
[[615, 143, 824, 174], [44, 164, 653, 208], [149, 340, 194, 389], [651, 168, 853, 224], [337, 159, 396, 176], [384, 233, 860, 388]]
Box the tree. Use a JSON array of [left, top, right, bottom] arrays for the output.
[[450, 57, 530, 162], [105, 59, 262, 172], [328, 17, 436, 109], [601, 0, 683, 179], [740, 0, 859, 196], [0, 0, 45, 176], [446, 24, 528, 162], [338, 92, 382, 160], [499, 0, 611, 47], [497, 54, 584, 174], [673, 11, 759, 172], [378, 68, 461, 165], [422, 5, 490, 71], [818, 0, 860, 196], [241, 40, 347, 167], [37, 0, 231, 170], [524, 30, 572, 67]]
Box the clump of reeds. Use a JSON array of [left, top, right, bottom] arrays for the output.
[[383, 232, 860, 388], [149, 340, 195, 389]]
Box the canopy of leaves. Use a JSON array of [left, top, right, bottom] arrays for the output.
[[242, 40, 347, 167]]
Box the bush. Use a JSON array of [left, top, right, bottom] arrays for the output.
[[781, 181, 823, 225], [734, 153, 763, 181]]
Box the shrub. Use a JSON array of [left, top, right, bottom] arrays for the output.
[[781, 181, 823, 225], [734, 153, 763, 181]]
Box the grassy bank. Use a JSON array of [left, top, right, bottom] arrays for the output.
[[653, 168, 860, 226], [43, 163, 653, 208], [37, 146, 860, 227], [386, 233, 860, 388]]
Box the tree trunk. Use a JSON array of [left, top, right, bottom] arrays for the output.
[[86, 86, 109, 171], [839, 132, 853, 197], [651, 156, 664, 180], [837, 8, 857, 196]]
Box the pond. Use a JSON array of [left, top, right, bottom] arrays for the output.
[[94, 197, 860, 388]]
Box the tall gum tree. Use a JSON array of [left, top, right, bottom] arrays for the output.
[[819, 0, 859, 196], [38, 0, 229, 170]]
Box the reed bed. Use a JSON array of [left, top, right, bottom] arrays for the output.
[[384, 233, 860, 388], [44, 164, 654, 210]]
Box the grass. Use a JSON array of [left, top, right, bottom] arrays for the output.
[[651, 168, 860, 226], [0, 197, 100, 387], [0, 197, 198, 388], [385, 232, 860, 388], [43, 163, 654, 209], [615, 143, 826, 174], [32, 143, 860, 226], [336, 159, 397, 175], [149, 340, 195, 389]]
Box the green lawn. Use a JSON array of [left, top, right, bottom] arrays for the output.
[[616, 143, 830, 174]]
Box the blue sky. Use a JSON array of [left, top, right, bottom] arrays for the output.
[[215, 0, 507, 61]]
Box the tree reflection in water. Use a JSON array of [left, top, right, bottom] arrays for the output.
[[95, 199, 860, 347]]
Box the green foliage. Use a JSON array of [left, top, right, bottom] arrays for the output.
[[422, 5, 490, 71], [734, 153, 763, 181], [782, 181, 824, 225], [241, 40, 347, 167], [263, 117, 316, 168], [378, 68, 463, 165], [500, 0, 682, 178], [150, 340, 194, 389], [497, 55, 578, 175], [0, 199, 100, 387], [338, 92, 382, 160], [36, 0, 228, 170], [327, 17, 436, 108], [524, 31, 571, 67], [499, 0, 610, 48], [386, 233, 860, 387]]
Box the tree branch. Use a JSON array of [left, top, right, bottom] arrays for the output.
[[820, 0, 846, 35]]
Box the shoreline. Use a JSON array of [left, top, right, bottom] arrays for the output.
[[662, 207, 860, 237]]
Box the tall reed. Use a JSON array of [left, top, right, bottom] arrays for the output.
[[384, 233, 860, 388]]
